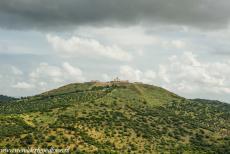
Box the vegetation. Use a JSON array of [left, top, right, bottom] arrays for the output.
[[0, 82, 229, 153], [0, 95, 17, 103]]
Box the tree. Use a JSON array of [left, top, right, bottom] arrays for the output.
[[20, 134, 33, 146]]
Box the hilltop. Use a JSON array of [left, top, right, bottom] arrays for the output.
[[0, 81, 229, 153]]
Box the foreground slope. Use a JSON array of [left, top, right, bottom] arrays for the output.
[[0, 82, 229, 153]]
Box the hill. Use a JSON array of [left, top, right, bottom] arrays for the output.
[[0, 82, 229, 153], [0, 95, 17, 103]]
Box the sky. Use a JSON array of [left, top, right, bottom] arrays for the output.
[[1, 0, 230, 102]]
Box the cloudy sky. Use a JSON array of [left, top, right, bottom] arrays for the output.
[[1, 0, 230, 102]]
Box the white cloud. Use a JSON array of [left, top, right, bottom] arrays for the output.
[[3, 62, 85, 96], [30, 62, 64, 83], [104, 65, 157, 84], [47, 34, 132, 61], [157, 52, 230, 95], [62, 62, 83, 77], [30, 62, 85, 84], [119, 65, 143, 82], [7, 62, 85, 93], [73, 26, 190, 54], [101, 52, 230, 101], [12, 82, 34, 89]]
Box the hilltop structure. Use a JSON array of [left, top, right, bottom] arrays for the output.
[[110, 77, 129, 84], [90, 77, 129, 85]]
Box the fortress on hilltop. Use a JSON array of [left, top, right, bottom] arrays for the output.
[[89, 77, 129, 86]]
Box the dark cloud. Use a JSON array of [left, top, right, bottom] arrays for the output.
[[0, 0, 230, 30]]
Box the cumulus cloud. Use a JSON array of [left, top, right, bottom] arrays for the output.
[[157, 52, 230, 95], [10, 62, 85, 92], [119, 66, 143, 81], [4, 52, 230, 101], [62, 62, 83, 77], [105, 52, 230, 101], [30, 62, 63, 83], [30, 62, 85, 84], [103, 65, 157, 84], [47, 34, 132, 61], [0, 0, 230, 30], [75, 26, 193, 52]]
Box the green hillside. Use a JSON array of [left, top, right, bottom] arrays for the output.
[[0, 82, 229, 153], [0, 95, 17, 103]]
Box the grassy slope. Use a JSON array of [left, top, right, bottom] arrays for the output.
[[0, 83, 229, 153]]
